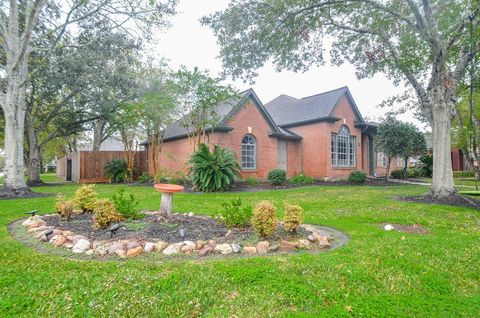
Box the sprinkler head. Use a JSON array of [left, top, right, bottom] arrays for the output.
[[25, 210, 38, 216]]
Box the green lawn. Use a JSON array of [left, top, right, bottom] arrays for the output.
[[0, 173, 67, 185], [1, 181, 479, 317]]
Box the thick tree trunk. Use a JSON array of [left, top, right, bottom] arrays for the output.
[[2, 67, 29, 194], [429, 99, 456, 198], [92, 120, 106, 151]]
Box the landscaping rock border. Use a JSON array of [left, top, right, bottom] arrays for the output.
[[10, 215, 349, 260]]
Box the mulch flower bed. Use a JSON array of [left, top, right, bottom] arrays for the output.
[[13, 212, 349, 260], [399, 193, 480, 209]]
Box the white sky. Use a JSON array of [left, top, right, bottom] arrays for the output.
[[151, 0, 425, 128]]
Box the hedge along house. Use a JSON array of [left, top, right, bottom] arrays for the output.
[[145, 86, 400, 180]]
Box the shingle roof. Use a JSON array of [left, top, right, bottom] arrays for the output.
[[265, 86, 363, 127]]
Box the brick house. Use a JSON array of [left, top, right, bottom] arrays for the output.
[[145, 86, 403, 180]]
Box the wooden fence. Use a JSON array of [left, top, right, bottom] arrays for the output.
[[69, 151, 146, 183]]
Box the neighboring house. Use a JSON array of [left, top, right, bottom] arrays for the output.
[[146, 86, 403, 180], [424, 133, 471, 171]]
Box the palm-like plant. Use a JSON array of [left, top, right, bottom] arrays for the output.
[[104, 159, 130, 183], [189, 143, 240, 192]]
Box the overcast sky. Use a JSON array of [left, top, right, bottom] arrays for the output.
[[151, 0, 424, 128]]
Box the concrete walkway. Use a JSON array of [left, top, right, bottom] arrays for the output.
[[389, 179, 479, 189]]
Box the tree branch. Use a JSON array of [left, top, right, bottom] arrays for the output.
[[445, 4, 480, 52]]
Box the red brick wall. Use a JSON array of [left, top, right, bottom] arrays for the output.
[[212, 100, 279, 179], [148, 137, 194, 176], [288, 96, 364, 179]]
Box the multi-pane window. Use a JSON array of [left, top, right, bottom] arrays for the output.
[[241, 134, 256, 169], [331, 126, 356, 167]]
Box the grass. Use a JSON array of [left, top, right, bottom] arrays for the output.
[[421, 177, 480, 188], [1, 179, 480, 317], [0, 173, 67, 185]]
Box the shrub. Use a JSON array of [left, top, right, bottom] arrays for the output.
[[283, 202, 303, 233], [104, 159, 130, 183], [55, 194, 75, 218], [453, 171, 475, 178], [93, 199, 125, 229], [407, 167, 425, 178], [420, 154, 433, 177], [112, 189, 142, 219], [246, 177, 260, 186], [348, 170, 367, 183], [74, 184, 97, 213], [252, 201, 277, 237], [268, 169, 286, 185], [220, 197, 253, 227], [289, 173, 314, 184], [390, 169, 404, 179], [169, 171, 189, 185], [154, 168, 170, 183], [138, 171, 153, 183], [189, 143, 240, 192]]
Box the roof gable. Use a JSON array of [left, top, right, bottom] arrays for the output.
[[265, 86, 364, 127]]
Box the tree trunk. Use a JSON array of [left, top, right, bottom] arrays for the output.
[[92, 120, 106, 151], [2, 68, 29, 194], [403, 157, 408, 180], [386, 157, 391, 181], [429, 99, 456, 198], [25, 114, 44, 185]]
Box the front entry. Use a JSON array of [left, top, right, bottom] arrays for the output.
[[278, 140, 287, 171]]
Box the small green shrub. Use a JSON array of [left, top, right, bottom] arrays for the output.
[[252, 201, 277, 237], [407, 167, 425, 178], [245, 177, 260, 186], [55, 194, 75, 218], [289, 173, 314, 184], [104, 159, 130, 183], [154, 169, 170, 183], [268, 169, 286, 185], [189, 143, 240, 192], [348, 170, 367, 183], [420, 155, 433, 177], [453, 171, 475, 178], [74, 184, 97, 213], [112, 189, 142, 219], [93, 199, 125, 229], [168, 171, 189, 185], [283, 202, 303, 233], [138, 171, 153, 183], [220, 197, 253, 227], [390, 169, 404, 179]]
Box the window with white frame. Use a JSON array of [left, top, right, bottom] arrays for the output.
[[331, 126, 356, 167], [241, 134, 256, 169]]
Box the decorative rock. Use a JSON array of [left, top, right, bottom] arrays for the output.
[[63, 242, 74, 249], [115, 249, 126, 258], [28, 225, 49, 233], [214, 243, 233, 255], [297, 239, 311, 249], [198, 245, 214, 256], [72, 235, 89, 244], [195, 240, 206, 250], [108, 242, 124, 254], [316, 236, 331, 248], [154, 241, 169, 252], [51, 235, 67, 247], [208, 240, 217, 248], [72, 239, 91, 253], [144, 242, 155, 252], [62, 231, 74, 237], [183, 241, 196, 248], [181, 245, 194, 254], [22, 216, 42, 227], [163, 242, 184, 255], [85, 249, 94, 255], [26, 220, 47, 229], [126, 241, 140, 249], [307, 234, 317, 243], [279, 240, 297, 252], [127, 246, 144, 257], [52, 229, 63, 236], [268, 243, 279, 252], [243, 246, 257, 254], [256, 241, 270, 254], [94, 244, 110, 256], [231, 243, 241, 254], [187, 212, 194, 217]]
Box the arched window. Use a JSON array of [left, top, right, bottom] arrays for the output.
[[241, 134, 257, 169], [331, 125, 356, 167]]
